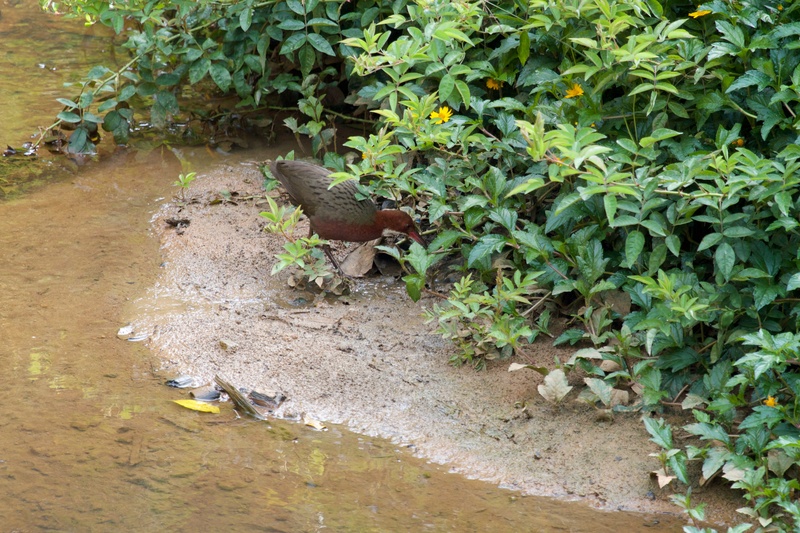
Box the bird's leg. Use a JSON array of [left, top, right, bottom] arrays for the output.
[[308, 226, 346, 277], [321, 243, 344, 275]]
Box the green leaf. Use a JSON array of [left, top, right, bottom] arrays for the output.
[[102, 110, 129, 143], [156, 73, 181, 87], [209, 63, 232, 92], [286, 0, 305, 15], [726, 70, 772, 93], [439, 74, 455, 102], [467, 234, 506, 268], [697, 232, 722, 252], [428, 229, 462, 252], [66, 127, 94, 154], [56, 98, 78, 108], [603, 194, 617, 225], [667, 452, 689, 485], [715, 242, 735, 281], [684, 421, 731, 446], [278, 19, 305, 31], [57, 111, 81, 124], [307, 33, 335, 56], [624, 230, 645, 268], [281, 33, 306, 55], [455, 80, 470, 108], [787, 273, 800, 291], [753, 282, 780, 310], [403, 273, 424, 302], [189, 58, 211, 84], [722, 226, 754, 238], [643, 417, 673, 449], [298, 44, 315, 77], [519, 31, 530, 66], [239, 7, 253, 32], [665, 235, 680, 257]]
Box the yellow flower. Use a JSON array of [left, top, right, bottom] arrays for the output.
[[565, 83, 584, 99], [430, 106, 453, 124], [486, 78, 504, 90], [778, 5, 783, 11], [732, 138, 744, 147], [764, 396, 778, 407], [689, 9, 712, 18]]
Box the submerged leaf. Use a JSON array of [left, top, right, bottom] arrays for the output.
[[304, 414, 327, 430], [173, 399, 220, 413]]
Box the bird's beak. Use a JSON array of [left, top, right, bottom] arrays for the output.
[[408, 229, 425, 246]]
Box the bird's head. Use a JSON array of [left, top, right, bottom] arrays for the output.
[[377, 210, 425, 245]]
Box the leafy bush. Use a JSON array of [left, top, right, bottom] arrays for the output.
[[45, 0, 800, 527]]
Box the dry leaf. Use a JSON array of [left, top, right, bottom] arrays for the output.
[[651, 468, 675, 488], [609, 388, 629, 407], [173, 399, 220, 414], [508, 362, 549, 376], [303, 414, 326, 430], [340, 239, 380, 277], [537, 369, 572, 403]]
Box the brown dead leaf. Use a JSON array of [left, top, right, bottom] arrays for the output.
[[602, 290, 631, 316], [340, 239, 380, 277], [609, 388, 629, 407], [651, 468, 676, 488]]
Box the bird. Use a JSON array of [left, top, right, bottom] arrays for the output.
[[269, 159, 424, 270]]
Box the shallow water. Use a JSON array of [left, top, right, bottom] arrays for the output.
[[0, 3, 684, 531]]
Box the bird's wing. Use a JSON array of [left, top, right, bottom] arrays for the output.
[[270, 160, 376, 223]]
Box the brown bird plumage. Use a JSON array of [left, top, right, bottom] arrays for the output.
[[270, 160, 423, 244]]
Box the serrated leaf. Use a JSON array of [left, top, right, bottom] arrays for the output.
[[643, 417, 673, 449], [537, 369, 572, 403], [788, 273, 800, 291], [584, 377, 613, 406], [467, 234, 506, 268], [726, 70, 772, 93]]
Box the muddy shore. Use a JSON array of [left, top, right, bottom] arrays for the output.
[[129, 155, 741, 526]]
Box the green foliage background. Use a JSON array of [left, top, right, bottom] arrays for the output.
[[43, 0, 800, 528]]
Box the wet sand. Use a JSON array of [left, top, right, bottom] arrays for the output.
[[130, 153, 741, 527]]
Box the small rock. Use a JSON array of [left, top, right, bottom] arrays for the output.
[[219, 338, 238, 351]]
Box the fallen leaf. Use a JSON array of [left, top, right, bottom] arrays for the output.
[[537, 369, 572, 404], [651, 468, 675, 488], [173, 399, 220, 413], [610, 388, 629, 407], [340, 239, 380, 277], [508, 362, 549, 376], [567, 347, 604, 365], [584, 377, 613, 406], [303, 414, 326, 430]]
